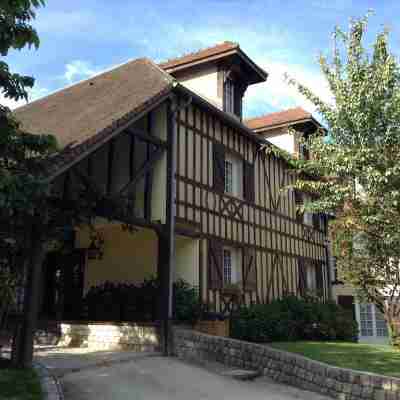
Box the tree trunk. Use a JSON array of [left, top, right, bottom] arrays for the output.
[[11, 236, 45, 368]]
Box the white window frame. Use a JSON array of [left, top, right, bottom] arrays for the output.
[[224, 153, 242, 198], [222, 246, 240, 285], [224, 159, 233, 195], [355, 302, 389, 341]]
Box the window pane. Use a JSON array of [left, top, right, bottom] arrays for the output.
[[359, 303, 374, 336], [375, 306, 389, 337], [224, 160, 233, 194], [223, 249, 232, 284]]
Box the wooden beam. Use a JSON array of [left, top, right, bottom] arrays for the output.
[[144, 112, 154, 220], [107, 139, 115, 195], [117, 147, 164, 196], [125, 126, 167, 149]]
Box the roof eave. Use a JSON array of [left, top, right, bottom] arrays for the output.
[[163, 48, 268, 85]]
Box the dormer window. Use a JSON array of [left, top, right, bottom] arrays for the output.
[[223, 76, 244, 119], [224, 77, 235, 114]]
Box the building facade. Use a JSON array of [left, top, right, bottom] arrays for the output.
[[15, 42, 331, 321]]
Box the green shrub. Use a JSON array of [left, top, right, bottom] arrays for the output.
[[230, 295, 358, 343], [173, 279, 199, 323], [84, 278, 200, 323]]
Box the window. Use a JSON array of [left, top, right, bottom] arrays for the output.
[[224, 160, 233, 194], [223, 249, 232, 284], [224, 78, 235, 114], [359, 304, 374, 337]]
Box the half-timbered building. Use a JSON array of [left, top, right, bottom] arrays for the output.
[[15, 42, 332, 348]]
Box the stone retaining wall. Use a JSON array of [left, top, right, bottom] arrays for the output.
[[59, 322, 160, 351], [172, 327, 400, 400]]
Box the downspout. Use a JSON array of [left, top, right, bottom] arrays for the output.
[[160, 88, 192, 356]]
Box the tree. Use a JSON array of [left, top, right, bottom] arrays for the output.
[[1, 2, 135, 367], [0, 1, 119, 367], [284, 14, 400, 346]]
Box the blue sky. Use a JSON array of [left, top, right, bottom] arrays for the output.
[[4, 0, 400, 118]]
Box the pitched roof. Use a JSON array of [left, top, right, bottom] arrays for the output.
[[245, 107, 313, 131], [14, 58, 174, 175], [159, 41, 268, 84], [159, 41, 239, 70]]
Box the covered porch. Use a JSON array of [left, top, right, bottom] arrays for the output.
[[38, 224, 201, 323]]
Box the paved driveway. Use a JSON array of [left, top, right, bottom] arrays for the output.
[[36, 348, 330, 400]]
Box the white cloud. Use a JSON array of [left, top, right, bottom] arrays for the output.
[[245, 60, 333, 118], [63, 60, 100, 84]]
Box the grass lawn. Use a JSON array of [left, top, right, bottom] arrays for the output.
[[0, 361, 42, 400], [269, 341, 400, 378]]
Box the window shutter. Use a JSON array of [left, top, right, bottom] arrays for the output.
[[243, 160, 255, 203], [243, 247, 257, 291], [208, 239, 223, 290], [213, 143, 225, 193], [298, 257, 307, 296], [315, 261, 324, 297]]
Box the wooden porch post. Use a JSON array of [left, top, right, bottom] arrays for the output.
[[159, 98, 177, 356]]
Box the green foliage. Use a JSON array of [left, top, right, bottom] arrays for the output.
[[83, 279, 200, 323], [270, 341, 400, 378], [173, 279, 199, 323], [230, 296, 358, 343], [285, 13, 400, 344], [0, 365, 43, 400]]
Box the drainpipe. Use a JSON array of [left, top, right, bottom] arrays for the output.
[[159, 92, 192, 356]]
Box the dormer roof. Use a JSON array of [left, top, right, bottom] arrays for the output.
[[159, 41, 268, 85]]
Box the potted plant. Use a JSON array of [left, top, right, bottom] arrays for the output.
[[194, 303, 230, 337]]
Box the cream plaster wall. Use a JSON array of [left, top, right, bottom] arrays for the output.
[[76, 225, 158, 292], [265, 133, 295, 154], [179, 66, 222, 109], [175, 236, 199, 287], [75, 224, 199, 292]]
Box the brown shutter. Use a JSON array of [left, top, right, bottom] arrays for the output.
[[243, 160, 255, 203], [208, 239, 223, 290], [243, 247, 257, 291], [213, 143, 225, 193], [315, 261, 324, 297], [298, 257, 307, 296]]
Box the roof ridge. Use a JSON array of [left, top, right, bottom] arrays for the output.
[[158, 41, 239, 68], [245, 106, 309, 122]]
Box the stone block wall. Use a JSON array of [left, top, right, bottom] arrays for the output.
[[172, 327, 400, 400], [59, 322, 160, 351]]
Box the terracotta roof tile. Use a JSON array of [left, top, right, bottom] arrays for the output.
[[14, 58, 174, 175], [159, 41, 239, 71], [245, 107, 313, 131]]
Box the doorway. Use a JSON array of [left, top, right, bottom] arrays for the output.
[[41, 250, 86, 320]]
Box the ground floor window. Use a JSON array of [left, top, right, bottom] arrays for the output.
[[357, 302, 388, 338], [222, 246, 240, 285]]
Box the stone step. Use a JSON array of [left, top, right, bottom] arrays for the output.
[[222, 369, 261, 381]]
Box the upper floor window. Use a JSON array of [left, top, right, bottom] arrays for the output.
[[213, 143, 254, 202], [224, 78, 235, 115], [224, 159, 233, 194], [223, 77, 243, 119]]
